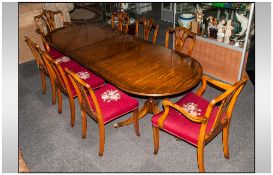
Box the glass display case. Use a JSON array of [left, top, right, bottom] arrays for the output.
[[174, 2, 254, 49]]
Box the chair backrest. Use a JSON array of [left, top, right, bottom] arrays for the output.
[[65, 68, 103, 124], [135, 17, 159, 44], [41, 52, 72, 97], [196, 73, 249, 140], [34, 10, 65, 34], [111, 11, 129, 34], [24, 36, 47, 73], [165, 27, 196, 56], [34, 10, 65, 52]]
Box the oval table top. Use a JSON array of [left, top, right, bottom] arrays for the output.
[[45, 23, 203, 97]]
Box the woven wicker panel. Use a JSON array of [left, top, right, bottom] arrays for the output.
[[180, 38, 243, 84]]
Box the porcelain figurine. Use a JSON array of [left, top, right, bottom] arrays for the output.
[[236, 13, 249, 36], [120, 3, 128, 11], [217, 19, 225, 42], [224, 20, 234, 44], [196, 5, 204, 25]]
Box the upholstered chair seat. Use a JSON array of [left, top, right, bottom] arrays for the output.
[[152, 92, 225, 146], [64, 66, 105, 97], [87, 84, 139, 124]]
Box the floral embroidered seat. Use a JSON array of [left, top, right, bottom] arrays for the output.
[[151, 73, 249, 172], [65, 68, 140, 156], [87, 84, 139, 124], [66, 65, 105, 97], [53, 55, 79, 70]]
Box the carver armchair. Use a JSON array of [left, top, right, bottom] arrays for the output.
[[151, 73, 248, 172], [165, 26, 196, 56], [65, 68, 140, 156], [135, 17, 159, 44]]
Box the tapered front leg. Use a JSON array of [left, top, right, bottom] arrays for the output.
[[51, 81, 56, 105], [68, 96, 75, 127], [57, 88, 62, 114], [40, 71, 46, 95], [98, 124, 105, 156], [222, 123, 230, 159], [82, 110, 87, 138], [197, 143, 205, 172]]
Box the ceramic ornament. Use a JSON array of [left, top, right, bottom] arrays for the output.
[[236, 13, 249, 36]]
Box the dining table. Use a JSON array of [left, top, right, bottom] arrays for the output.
[[45, 22, 203, 128]]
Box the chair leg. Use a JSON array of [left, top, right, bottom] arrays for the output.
[[50, 81, 56, 105], [133, 109, 140, 136], [57, 88, 62, 114], [98, 123, 105, 156], [197, 143, 205, 172], [152, 125, 159, 155], [82, 110, 87, 138], [40, 71, 46, 95], [68, 96, 75, 127], [222, 123, 230, 159]]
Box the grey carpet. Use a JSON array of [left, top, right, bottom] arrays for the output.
[[19, 59, 254, 172]]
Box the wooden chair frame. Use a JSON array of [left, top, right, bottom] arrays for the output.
[[34, 10, 67, 53], [65, 68, 140, 156], [24, 36, 56, 105], [42, 52, 76, 127], [165, 27, 196, 56], [153, 72, 249, 172], [111, 11, 129, 34], [135, 17, 159, 44]]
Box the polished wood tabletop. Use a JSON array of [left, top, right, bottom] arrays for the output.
[[46, 23, 203, 97], [46, 23, 203, 128]]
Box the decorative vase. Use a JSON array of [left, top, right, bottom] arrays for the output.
[[178, 14, 194, 29]]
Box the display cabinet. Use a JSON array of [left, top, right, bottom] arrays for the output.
[[169, 2, 254, 83]]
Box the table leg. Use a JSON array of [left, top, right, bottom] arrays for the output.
[[114, 98, 160, 128]]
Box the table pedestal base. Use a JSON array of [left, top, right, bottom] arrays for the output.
[[114, 98, 160, 128]]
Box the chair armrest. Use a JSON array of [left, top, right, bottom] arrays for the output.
[[203, 74, 232, 90], [157, 99, 207, 129]]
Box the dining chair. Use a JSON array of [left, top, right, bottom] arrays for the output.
[[135, 17, 159, 44], [34, 10, 68, 59], [65, 68, 140, 156], [42, 52, 105, 127], [25, 36, 57, 104], [165, 27, 196, 56], [151, 73, 248, 172], [111, 11, 130, 34]]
